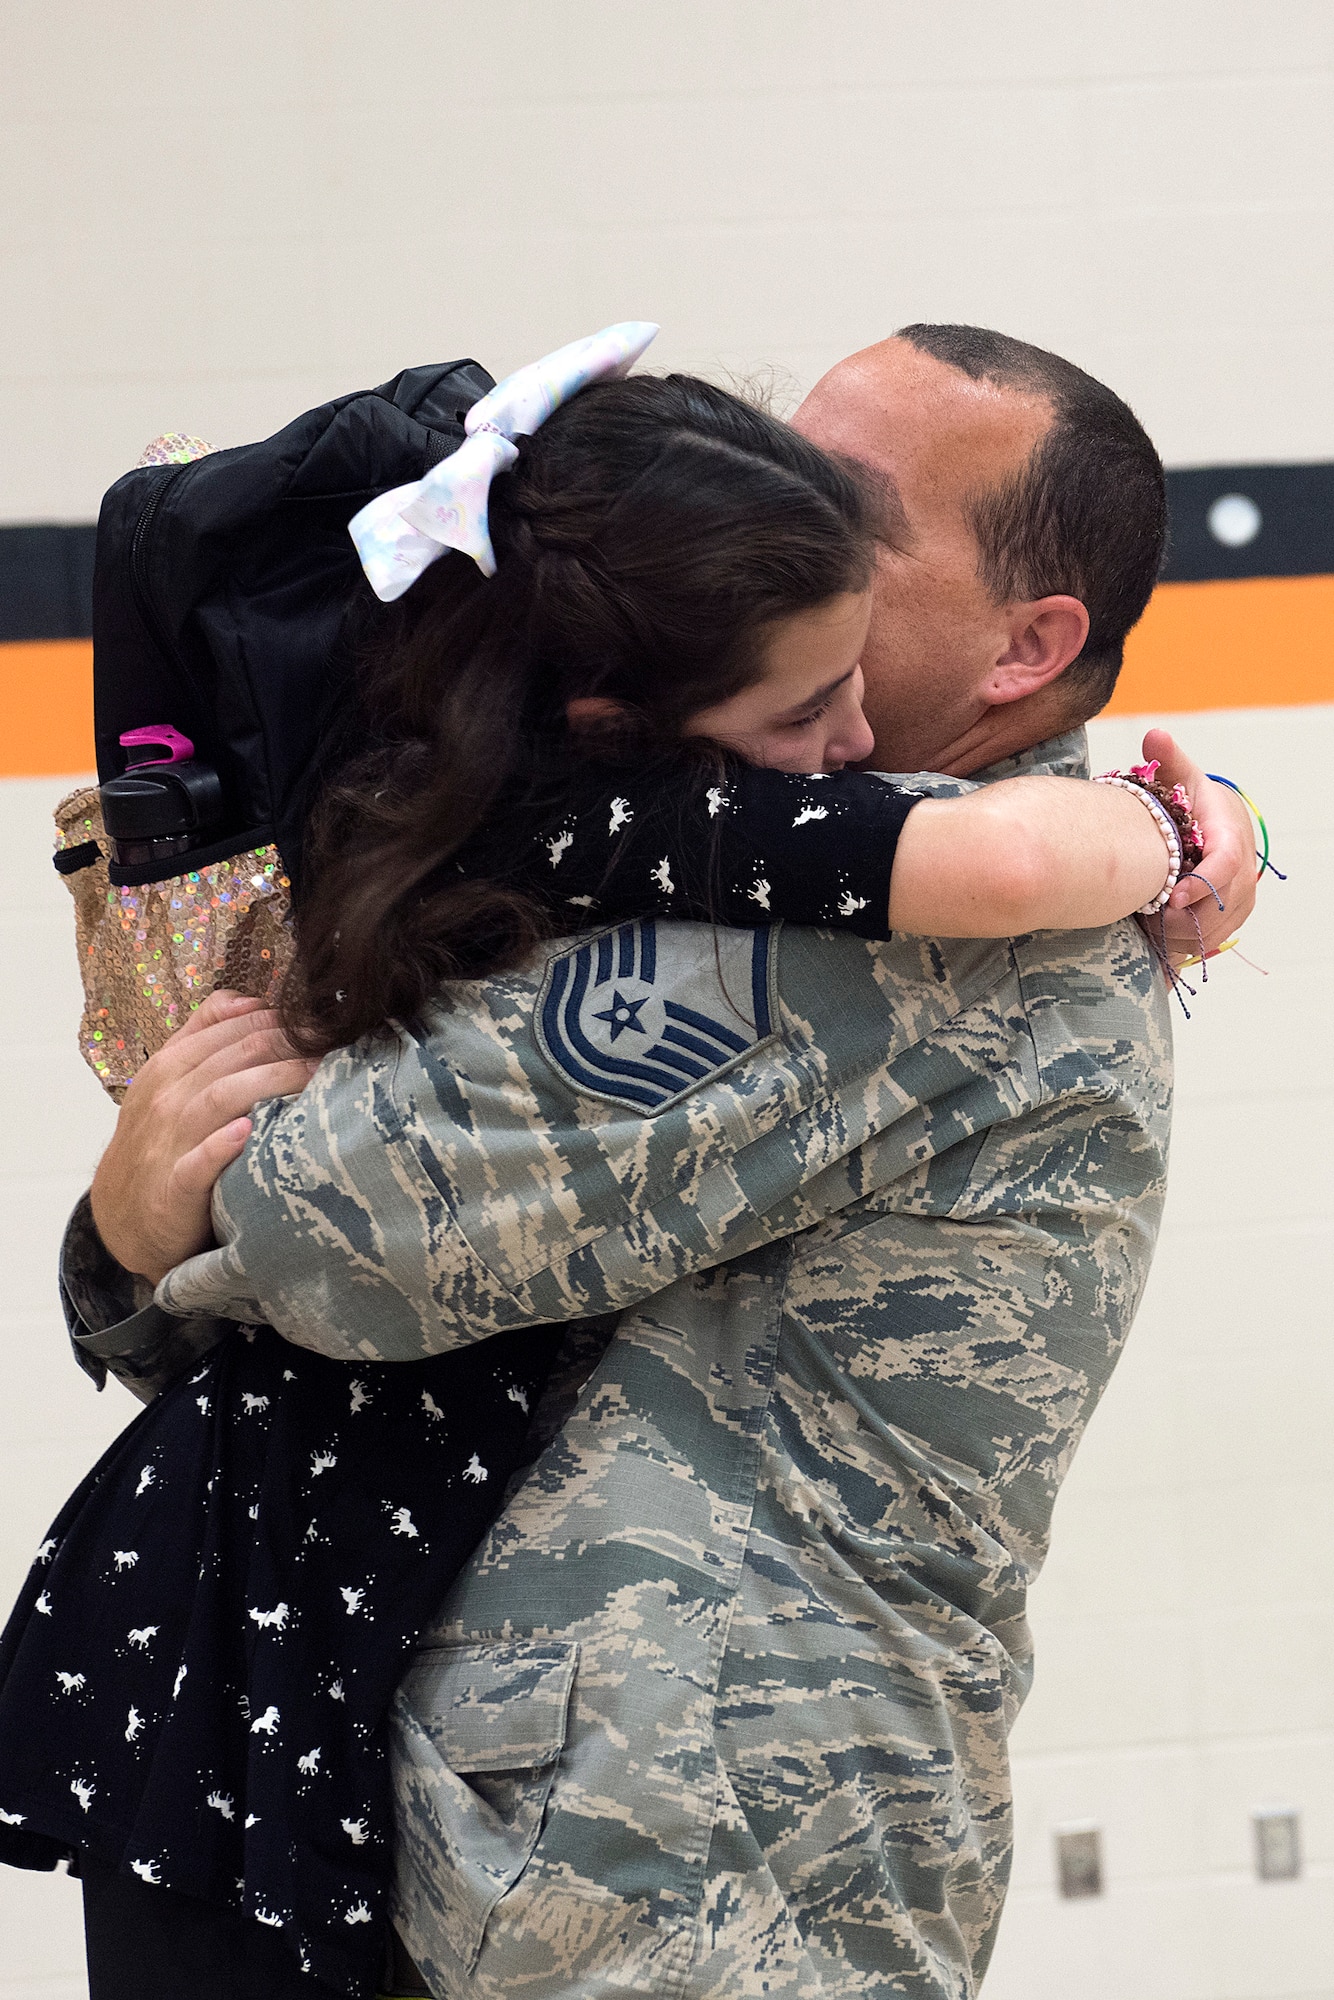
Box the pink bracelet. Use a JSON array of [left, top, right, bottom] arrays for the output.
[[1092, 773, 1184, 913]]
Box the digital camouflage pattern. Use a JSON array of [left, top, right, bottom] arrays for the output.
[[65, 733, 1173, 2000]]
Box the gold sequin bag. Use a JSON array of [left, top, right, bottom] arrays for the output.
[[56, 430, 298, 1100], [54, 787, 294, 1102]]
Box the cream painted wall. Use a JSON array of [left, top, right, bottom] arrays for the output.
[[2, 0, 1333, 523], [3, 4, 1333, 1997]]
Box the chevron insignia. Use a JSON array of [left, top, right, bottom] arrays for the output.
[[535, 918, 777, 1114]]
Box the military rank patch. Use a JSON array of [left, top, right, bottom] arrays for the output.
[[535, 918, 778, 1113]]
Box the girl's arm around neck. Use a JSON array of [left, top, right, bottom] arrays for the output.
[[886, 775, 1171, 937]]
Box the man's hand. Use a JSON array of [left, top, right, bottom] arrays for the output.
[[90, 990, 317, 1287], [1141, 728, 1258, 961]]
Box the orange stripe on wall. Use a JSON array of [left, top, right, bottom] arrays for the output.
[[1, 640, 95, 776], [1, 573, 1332, 777], [1108, 573, 1334, 714]]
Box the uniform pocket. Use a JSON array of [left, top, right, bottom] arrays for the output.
[[390, 1640, 578, 1973]]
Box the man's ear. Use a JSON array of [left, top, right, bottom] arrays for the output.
[[984, 595, 1090, 706]]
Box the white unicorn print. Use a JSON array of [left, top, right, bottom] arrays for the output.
[[255, 1907, 284, 1928], [34, 1592, 52, 1616], [420, 1392, 445, 1423], [250, 1706, 280, 1736], [341, 1817, 369, 1845], [650, 856, 675, 896], [125, 1707, 144, 1742], [127, 1626, 159, 1650], [792, 804, 829, 826], [112, 1550, 138, 1571], [310, 1450, 337, 1477], [0, 1808, 26, 1826], [248, 1603, 289, 1631], [297, 1748, 322, 1774], [69, 1778, 96, 1813], [344, 1902, 373, 1926], [130, 1858, 161, 1884], [349, 1379, 370, 1415], [339, 1587, 366, 1615], [507, 1383, 529, 1414], [206, 1792, 235, 1821], [135, 1466, 156, 1497], [240, 1393, 270, 1415], [387, 1508, 419, 1539], [55, 1672, 86, 1694], [608, 797, 633, 835], [35, 1538, 57, 1564], [462, 1454, 488, 1485], [172, 1663, 187, 1699]]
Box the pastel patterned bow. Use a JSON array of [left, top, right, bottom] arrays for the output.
[[349, 320, 660, 600]]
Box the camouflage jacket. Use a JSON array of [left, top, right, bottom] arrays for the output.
[[62, 732, 1172, 2000]]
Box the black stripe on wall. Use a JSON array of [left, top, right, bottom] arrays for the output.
[[0, 463, 1331, 642], [1160, 463, 1334, 583], [0, 524, 96, 642]]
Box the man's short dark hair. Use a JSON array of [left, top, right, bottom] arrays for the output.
[[896, 323, 1167, 715]]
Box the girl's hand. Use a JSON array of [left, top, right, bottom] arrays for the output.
[[1140, 729, 1258, 959]]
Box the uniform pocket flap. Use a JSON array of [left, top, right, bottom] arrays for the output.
[[398, 1640, 578, 1772]]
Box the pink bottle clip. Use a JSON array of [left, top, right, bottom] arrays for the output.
[[120, 725, 195, 767]]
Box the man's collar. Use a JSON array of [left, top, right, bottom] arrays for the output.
[[966, 725, 1090, 785], [869, 725, 1089, 799]]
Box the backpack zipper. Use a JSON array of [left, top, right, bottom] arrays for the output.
[[126, 461, 209, 718]]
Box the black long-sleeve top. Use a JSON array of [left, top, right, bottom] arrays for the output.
[[461, 761, 922, 940]]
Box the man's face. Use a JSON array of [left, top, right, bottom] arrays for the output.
[[793, 340, 1055, 772]]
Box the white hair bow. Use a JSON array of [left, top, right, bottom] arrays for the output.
[[349, 320, 660, 601]]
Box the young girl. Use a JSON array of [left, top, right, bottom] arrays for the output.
[[0, 328, 1202, 2000]]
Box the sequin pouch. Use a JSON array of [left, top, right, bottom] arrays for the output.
[[54, 787, 294, 1101]]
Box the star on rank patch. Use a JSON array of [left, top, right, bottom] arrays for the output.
[[536, 917, 778, 1113]]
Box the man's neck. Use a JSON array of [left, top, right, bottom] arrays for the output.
[[888, 686, 1088, 779]]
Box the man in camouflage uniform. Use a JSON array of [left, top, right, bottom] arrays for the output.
[[68, 328, 1255, 1997]]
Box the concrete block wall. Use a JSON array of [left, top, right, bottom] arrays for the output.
[[986, 705, 1334, 2000], [3, 1, 1333, 523], [1, 5, 1331, 1995]]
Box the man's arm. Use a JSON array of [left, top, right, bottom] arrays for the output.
[[62, 1192, 238, 1403], [98, 924, 1026, 1375]]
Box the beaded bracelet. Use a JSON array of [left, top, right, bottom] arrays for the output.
[[1092, 772, 1185, 913]]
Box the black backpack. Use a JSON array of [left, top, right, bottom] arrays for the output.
[[54, 360, 493, 1097], [89, 357, 494, 893]]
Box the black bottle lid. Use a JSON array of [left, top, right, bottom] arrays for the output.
[[100, 760, 223, 842]]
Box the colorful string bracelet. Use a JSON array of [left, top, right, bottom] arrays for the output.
[[1205, 775, 1287, 884]]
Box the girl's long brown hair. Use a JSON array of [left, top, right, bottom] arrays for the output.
[[286, 372, 890, 1055]]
